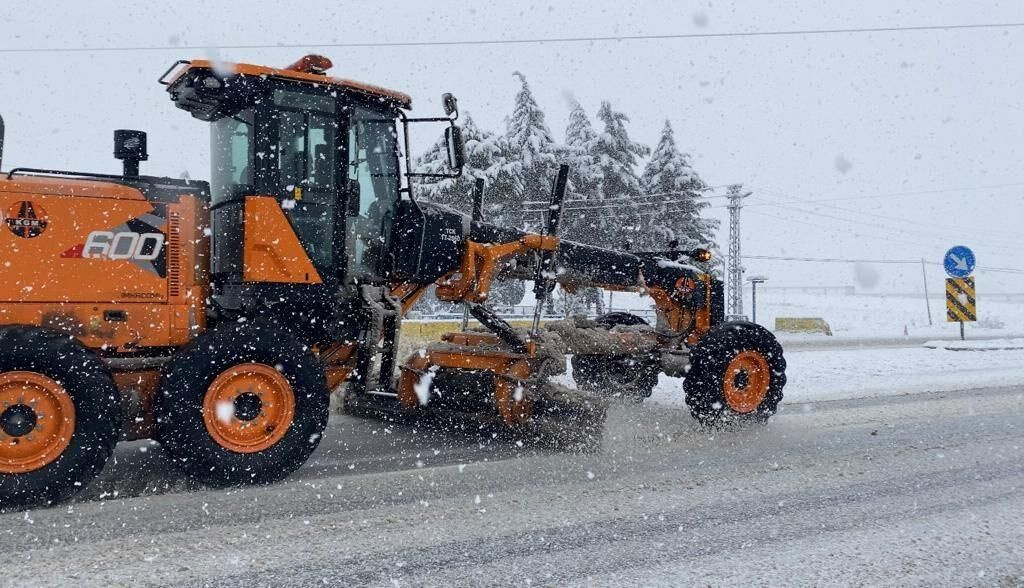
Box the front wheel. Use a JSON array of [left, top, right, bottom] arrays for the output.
[[684, 321, 786, 426], [156, 319, 329, 488]]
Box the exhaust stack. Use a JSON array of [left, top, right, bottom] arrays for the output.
[[113, 129, 148, 180]]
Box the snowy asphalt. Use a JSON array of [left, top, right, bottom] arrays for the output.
[[1, 385, 1022, 587]]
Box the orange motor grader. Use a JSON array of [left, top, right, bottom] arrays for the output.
[[0, 56, 786, 508]]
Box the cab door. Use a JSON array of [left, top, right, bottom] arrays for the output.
[[270, 87, 342, 276], [344, 105, 401, 283]]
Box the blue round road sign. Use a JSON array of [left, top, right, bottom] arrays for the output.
[[943, 245, 975, 278]]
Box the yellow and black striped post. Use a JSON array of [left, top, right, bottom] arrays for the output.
[[946, 277, 976, 340]]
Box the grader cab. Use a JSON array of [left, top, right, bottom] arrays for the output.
[[0, 56, 786, 509]]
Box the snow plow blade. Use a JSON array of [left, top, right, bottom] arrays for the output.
[[341, 377, 608, 451]]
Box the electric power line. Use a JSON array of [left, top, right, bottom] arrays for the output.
[[2, 22, 1022, 54], [747, 197, 1024, 254], [749, 184, 1024, 242], [742, 254, 1024, 275], [522, 196, 715, 214], [522, 200, 724, 221], [746, 205, 944, 249], [744, 254, 920, 264], [521, 185, 733, 205], [745, 181, 1024, 207]]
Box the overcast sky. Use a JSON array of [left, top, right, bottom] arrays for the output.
[[2, 1, 1022, 293]]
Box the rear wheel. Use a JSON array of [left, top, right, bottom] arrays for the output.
[[156, 319, 329, 488], [0, 327, 120, 508], [570, 313, 659, 402], [684, 321, 786, 426]]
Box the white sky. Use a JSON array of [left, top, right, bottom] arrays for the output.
[[2, 0, 1023, 293]]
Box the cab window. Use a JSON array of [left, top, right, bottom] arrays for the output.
[[346, 106, 400, 279], [210, 109, 254, 205]]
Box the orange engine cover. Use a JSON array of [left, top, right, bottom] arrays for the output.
[[0, 174, 209, 350]]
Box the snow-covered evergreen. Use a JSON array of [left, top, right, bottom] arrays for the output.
[[563, 100, 602, 201], [412, 83, 719, 289], [558, 100, 606, 313], [593, 101, 649, 249], [503, 72, 560, 230], [639, 120, 718, 251], [559, 100, 603, 244], [414, 113, 502, 212]]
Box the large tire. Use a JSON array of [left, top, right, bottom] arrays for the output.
[[0, 326, 120, 509], [684, 321, 786, 426], [156, 319, 329, 488], [570, 313, 659, 402]]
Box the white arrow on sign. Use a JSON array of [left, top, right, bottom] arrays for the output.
[[950, 254, 970, 271]]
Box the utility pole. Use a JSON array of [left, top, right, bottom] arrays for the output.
[[920, 258, 933, 326], [727, 185, 750, 317]]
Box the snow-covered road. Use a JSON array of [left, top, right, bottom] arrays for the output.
[[1, 347, 1022, 586]]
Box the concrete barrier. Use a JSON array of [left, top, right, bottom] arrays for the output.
[[775, 317, 832, 336]]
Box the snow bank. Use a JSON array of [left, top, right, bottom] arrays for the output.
[[922, 338, 1024, 351]]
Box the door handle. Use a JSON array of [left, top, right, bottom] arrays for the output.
[[347, 178, 361, 216]]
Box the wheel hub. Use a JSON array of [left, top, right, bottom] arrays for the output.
[[233, 392, 263, 422], [1, 404, 38, 437], [203, 363, 296, 454], [733, 370, 750, 390]]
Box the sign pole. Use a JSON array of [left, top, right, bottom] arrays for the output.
[[752, 282, 757, 324], [747, 276, 768, 324], [960, 320, 965, 341]]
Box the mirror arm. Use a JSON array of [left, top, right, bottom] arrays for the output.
[[402, 116, 453, 123], [406, 171, 463, 179], [399, 109, 465, 191], [398, 110, 416, 201]]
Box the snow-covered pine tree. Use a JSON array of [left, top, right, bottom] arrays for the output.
[[563, 100, 602, 200], [414, 112, 502, 212], [559, 100, 605, 314], [503, 72, 559, 231], [594, 101, 649, 250], [639, 120, 719, 251], [480, 134, 522, 227], [560, 100, 602, 244]]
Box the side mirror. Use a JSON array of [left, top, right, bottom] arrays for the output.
[[445, 125, 466, 172], [442, 93, 459, 118]]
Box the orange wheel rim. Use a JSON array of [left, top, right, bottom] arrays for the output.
[[722, 351, 771, 413], [0, 372, 76, 474], [203, 363, 295, 454]]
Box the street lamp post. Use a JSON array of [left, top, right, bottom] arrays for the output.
[[747, 276, 768, 325]]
